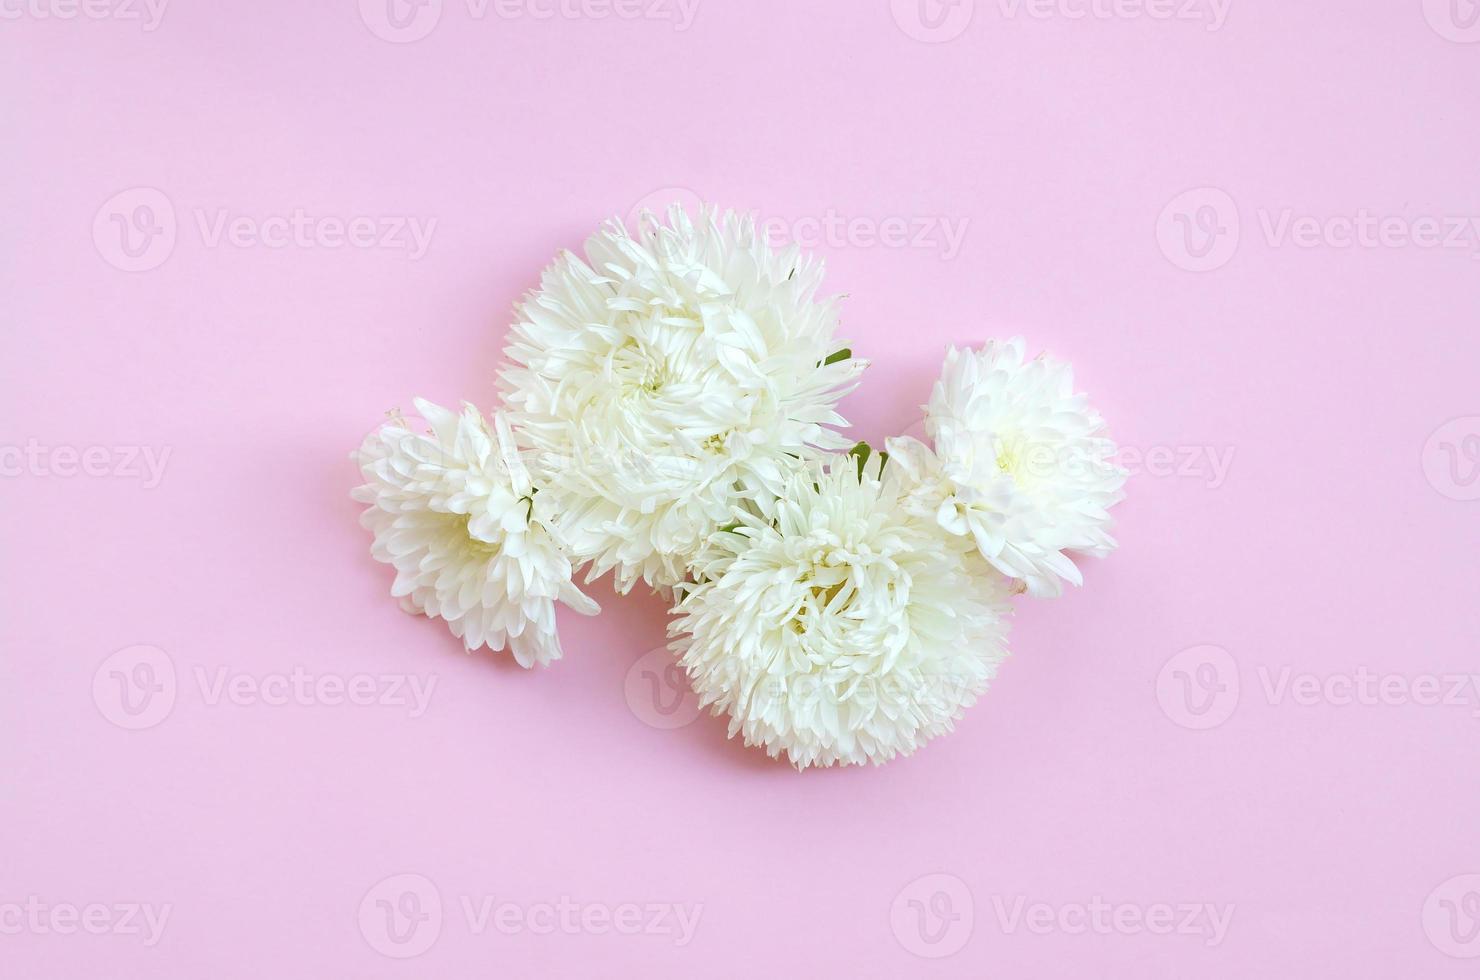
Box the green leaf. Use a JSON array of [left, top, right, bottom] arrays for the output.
[[848, 441, 872, 477], [822, 348, 852, 366]]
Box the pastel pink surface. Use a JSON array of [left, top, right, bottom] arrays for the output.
[[3, 3, 1479, 977]]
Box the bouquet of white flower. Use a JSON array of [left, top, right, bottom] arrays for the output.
[[352, 205, 1126, 768]]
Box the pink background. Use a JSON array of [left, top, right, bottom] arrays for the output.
[[4, 1, 1480, 976]]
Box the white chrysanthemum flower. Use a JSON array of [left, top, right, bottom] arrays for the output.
[[888, 338, 1126, 598], [500, 204, 867, 594], [670, 454, 1014, 769], [352, 398, 599, 668]]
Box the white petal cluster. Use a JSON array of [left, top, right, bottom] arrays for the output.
[[500, 205, 866, 594], [888, 339, 1126, 597], [354, 203, 1125, 769], [352, 399, 598, 668], [671, 454, 1015, 769]]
